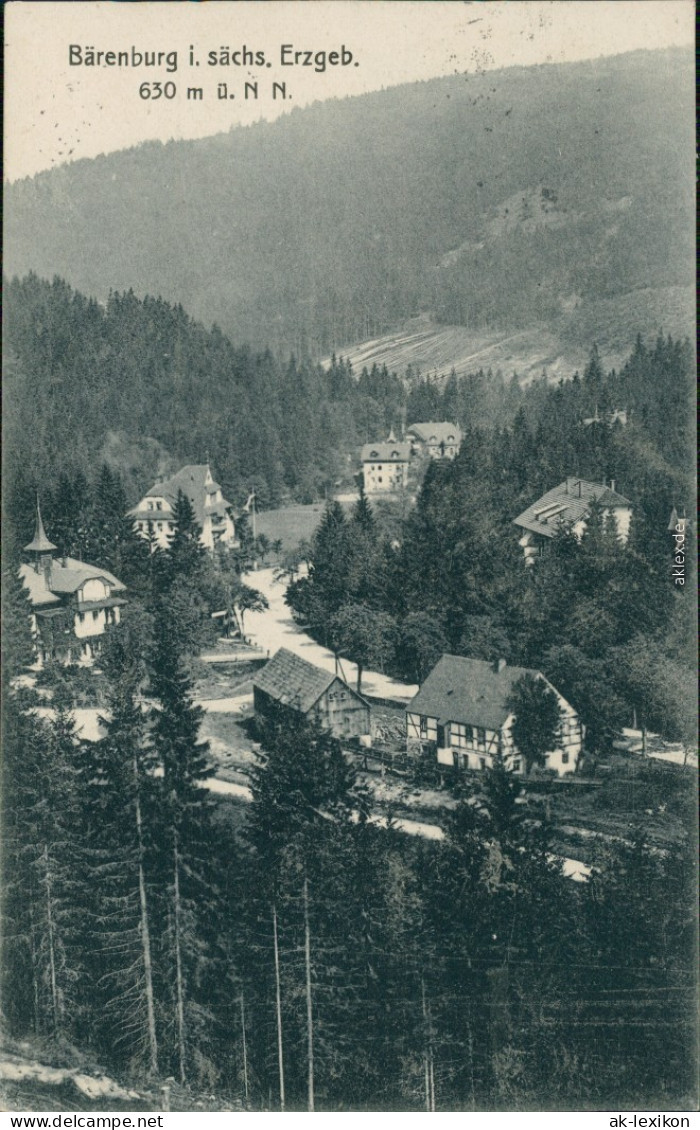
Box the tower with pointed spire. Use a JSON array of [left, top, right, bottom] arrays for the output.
[[24, 497, 57, 582]]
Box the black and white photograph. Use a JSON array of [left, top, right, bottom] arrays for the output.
[[2, 0, 697, 1116]]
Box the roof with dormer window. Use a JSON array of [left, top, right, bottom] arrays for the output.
[[513, 478, 632, 538], [406, 422, 462, 447], [360, 442, 411, 463]]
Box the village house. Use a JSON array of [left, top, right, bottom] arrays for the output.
[[360, 432, 411, 496], [406, 654, 583, 776], [513, 477, 633, 565], [19, 503, 127, 665], [253, 647, 371, 741], [128, 463, 236, 551], [406, 421, 462, 459]]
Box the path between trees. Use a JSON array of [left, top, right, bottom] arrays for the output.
[[241, 567, 419, 704]]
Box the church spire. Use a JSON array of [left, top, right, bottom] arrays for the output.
[[24, 496, 57, 554]]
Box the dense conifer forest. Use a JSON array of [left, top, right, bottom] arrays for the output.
[[2, 273, 405, 533]]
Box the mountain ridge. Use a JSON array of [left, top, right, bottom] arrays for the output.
[[4, 46, 694, 360]]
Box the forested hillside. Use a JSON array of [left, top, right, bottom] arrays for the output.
[[2, 274, 408, 539], [4, 48, 694, 357]]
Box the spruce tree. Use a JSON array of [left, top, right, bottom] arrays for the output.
[[83, 628, 161, 1076], [2, 563, 36, 681], [147, 605, 217, 1086], [2, 701, 88, 1044]]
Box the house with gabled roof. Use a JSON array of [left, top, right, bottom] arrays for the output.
[[253, 647, 370, 740], [360, 432, 411, 495], [406, 421, 462, 460], [513, 477, 633, 564], [128, 463, 236, 551], [19, 502, 127, 665], [406, 654, 582, 776]]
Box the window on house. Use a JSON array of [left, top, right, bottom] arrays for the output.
[[452, 723, 474, 751], [562, 752, 569, 764], [420, 716, 429, 737], [476, 727, 486, 746], [92, 610, 100, 621], [513, 759, 521, 772], [479, 758, 486, 771], [378, 465, 383, 470], [378, 477, 383, 483], [156, 501, 162, 510], [147, 501, 154, 510], [78, 612, 85, 623], [157, 522, 163, 531]]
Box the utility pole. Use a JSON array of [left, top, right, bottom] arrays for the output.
[[421, 976, 435, 1111], [303, 876, 315, 1112], [466, 1007, 476, 1111], [272, 903, 285, 1111], [421, 978, 430, 1111], [240, 992, 249, 1104]]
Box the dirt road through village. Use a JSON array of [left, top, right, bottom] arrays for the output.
[[240, 567, 418, 704]]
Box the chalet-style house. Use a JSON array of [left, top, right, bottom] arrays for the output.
[[360, 433, 411, 496], [128, 463, 236, 551], [513, 477, 633, 565], [406, 654, 582, 776], [19, 504, 127, 665], [253, 648, 370, 740], [406, 422, 462, 460]]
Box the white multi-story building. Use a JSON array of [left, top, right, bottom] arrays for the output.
[[129, 463, 236, 551], [360, 435, 411, 495], [406, 421, 462, 460]]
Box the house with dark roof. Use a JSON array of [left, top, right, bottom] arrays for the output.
[[360, 433, 411, 495], [253, 648, 370, 740], [128, 463, 236, 551], [406, 421, 462, 460], [19, 503, 127, 665], [406, 654, 582, 776], [513, 477, 633, 564]]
